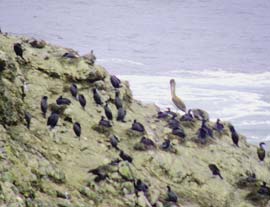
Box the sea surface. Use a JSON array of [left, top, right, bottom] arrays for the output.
[[1, 0, 270, 143]]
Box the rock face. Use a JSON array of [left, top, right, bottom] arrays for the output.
[[0, 33, 270, 207]]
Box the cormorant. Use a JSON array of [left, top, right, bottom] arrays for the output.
[[172, 127, 186, 138], [41, 96, 48, 118], [258, 182, 270, 196], [47, 112, 59, 129], [166, 186, 178, 203], [131, 120, 145, 132], [25, 112, 31, 129], [56, 96, 71, 105], [73, 122, 81, 138], [161, 139, 172, 151], [166, 107, 177, 117], [157, 111, 169, 119], [93, 88, 103, 105], [83, 50, 96, 65], [180, 109, 194, 122], [168, 115, 180, 129], [208, 164, 223, 179], [134, 179, 148, 194], [114, 90, 123, 109], [88, 168, 108, 183], [70, 83, 78, 98], [215, 119, 224, 132], [13, 43, 25, 60], [119, 150, 133, 163], [202, 120, 214, 138], [198, 126, 208, 144], [99, 116, 112, 128], [104, 102, 113, 120], [140, 136, 155, 148], [110, 75, 121, 88], [62, 52, 79, 59], [170, 79, 186, 113], [78, 94, 86, 109], [117, 107, 126, 122], [110, 135, 120, 150], [229, 125, 239, 147], [257, 142, 266, 162]]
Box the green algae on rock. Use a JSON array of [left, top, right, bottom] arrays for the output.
[[0, 33, 270, 207]]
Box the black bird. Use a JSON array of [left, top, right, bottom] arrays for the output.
[[70, 83, 78, 98], [198, 126, 208, 144], [166, 186, 178, 203], [93, 88, 103, 105], [157, 111, 169, 119], [115, 90, 123, 109], [201, 120, 214, 138], [258, 182, 270, 196], [78, 94, 86, 109], [104, 102, 113, 120], [215, 118, 224, 132], [73, 122, 81, 138], [229, 125, 239, 147], [131, 120, 145, 132], [140, 136, 155, 148], [99, 116, 112, 128], [13, 43, 24, 60], [119, 150, 133, 163], [41, 96, 48, 118], [166, 108, 177, 117], [161, 139, 172, 151], [257, 142, 266, 162], [168, 115, 180, 129], [88, 168, 108, 183], [24, 112, 31, 129], [110, 135, 120, 150], [117, 107, 126, 122], [110, 75, 121, 88], [180, 109, 194, 122], [134, 179, 148, 194], [47, 112, 59, 129], [56, 96, 71, 105], [208, 164, 223, 179], [172, 127, 186, 138]]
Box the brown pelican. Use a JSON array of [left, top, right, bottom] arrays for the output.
[[170, 79, 186, 113]]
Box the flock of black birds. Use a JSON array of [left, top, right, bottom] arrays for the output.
[[9, 38, 269, 205]]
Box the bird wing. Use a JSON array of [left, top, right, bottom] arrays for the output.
[[172, 96, 186, 112]]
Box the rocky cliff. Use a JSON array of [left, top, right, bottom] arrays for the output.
[[0, 33, 270, 207]]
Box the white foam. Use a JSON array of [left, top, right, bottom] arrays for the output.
[[97, 58, 144, 66]]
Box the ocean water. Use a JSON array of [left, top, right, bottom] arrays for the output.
[[0, 0, 270, 143]]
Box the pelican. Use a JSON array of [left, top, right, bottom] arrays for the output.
[[170, 79, 187, 113]]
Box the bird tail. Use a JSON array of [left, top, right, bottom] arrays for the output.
[[219, 174, 223, 180]]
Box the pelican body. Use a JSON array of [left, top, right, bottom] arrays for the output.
[[170, 79, 186, 113]]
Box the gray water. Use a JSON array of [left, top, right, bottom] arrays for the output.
[[1, 0, 270, 143]]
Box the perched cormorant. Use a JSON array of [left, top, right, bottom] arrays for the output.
[[157, 111, 169, 119], [172, 127, 186, 138], [104, 102, 113, 120], [73, 122, 81, 138], [13, 43, 24, 60], [170, 79, 186, 113], [25, 112, 31, 129], [62, 52, 79, 59], [99, 116, 112, 128], [208, 164, 223, 179], [115, 90, 123, 109], [257, 142, 266, 162], [215, 119, 224, 132], [166, 186, 178, 203], [229, 125, 239, 147], [47, 112, 59, 129], [56, 96, 71, 105], [117, 107, 126, 122], [180, 109, 194, 122], [41, 96, 48, 118], [131, 120, 145, 132], [198, 126, 208, 144], [134, 179, 148, 194], [168, 115, 180, 129], [161, 139, 172, 151], [110, 135, 120, 150], [258, 182, 270, 196], [78, 94, 86, 109], [201, 120, 214, 138], [70, 83, 78, 98], [110, 75, 121, 88], [119, 150, 133, 163], [93, 88, 103, 105], [140, 136, 155, 148], [83, 50, 96, 65], [166, 107, 178, 117]]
